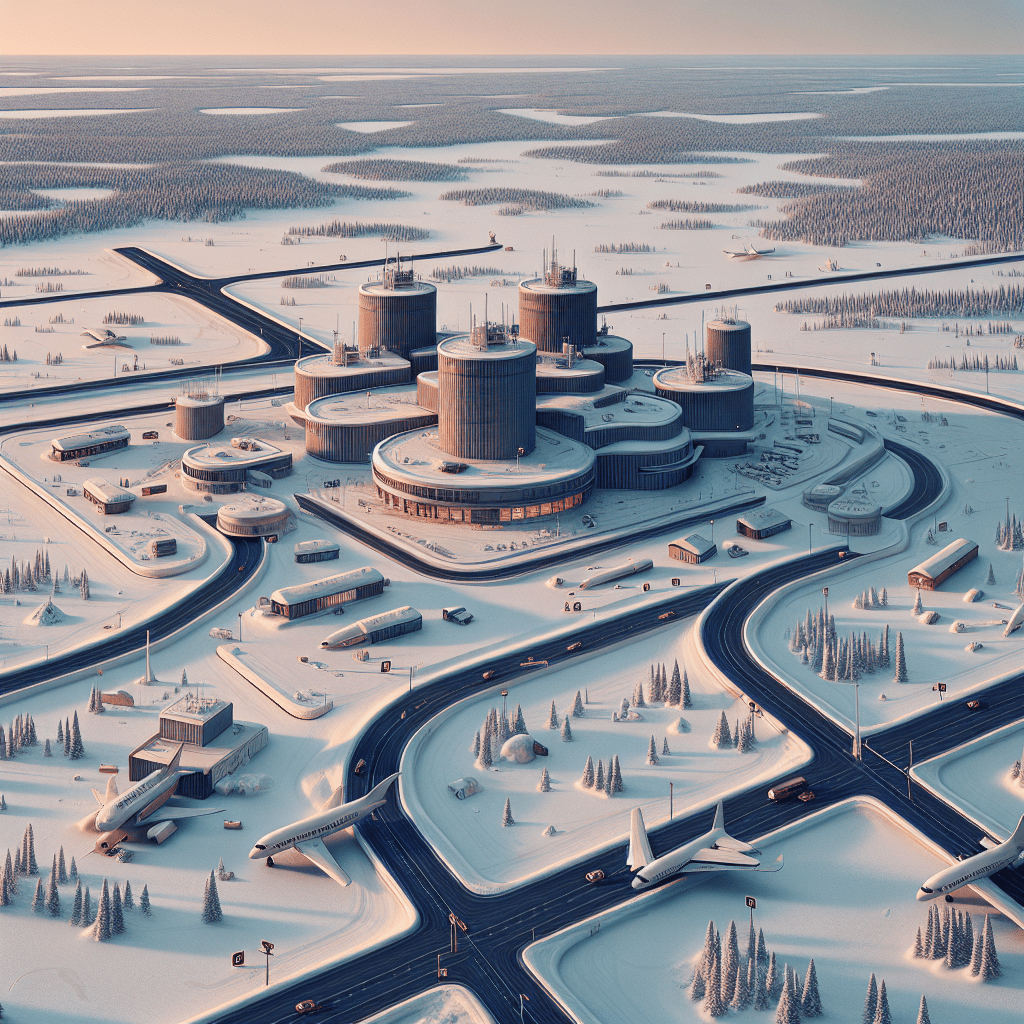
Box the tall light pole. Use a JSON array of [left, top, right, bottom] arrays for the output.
[[853, 680, 861, 760], [298, 316, 303, 360], [822, 586, 829, 625], [238, 611, 242, 643], [808, 523, 813, 554], [710, 519, 715, 545]]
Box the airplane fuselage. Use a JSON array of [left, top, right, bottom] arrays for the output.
[[918, 843, 1024, 900], [250, 804, 376, 857], [95, 769, 178, 832], [632, 830, 725, 890]]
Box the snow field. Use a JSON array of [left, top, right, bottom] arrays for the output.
[[401, 618, 808, 893], [361, 985, 494, 1024], [0, 290, 266, 393], [0, 644, 417, 1024], [913, 720, 1024, 842], [524, 798, 1024, 1024]]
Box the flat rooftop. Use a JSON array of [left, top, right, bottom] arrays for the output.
[[183, 437, 285, 468], [133, 720, 264, 772], [653, 366, 753, 392], [519, 276, 597, 295], [306, 385, 433, 425], [374, 425, 595, 488], [295, 351, 410, 377], [437, 334, 536, 361], [217, 496, 289, 521], [537, 387, 680, 430]]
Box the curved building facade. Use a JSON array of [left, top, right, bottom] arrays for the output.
[[652, 366, 755, 432], [216, 496, 294, 538], [358, 279, 437, 359], [294, 352, 410, 412], [175, 394, 225, 441], [518, 265, 598, 353], [436, 332, 537, 461], [181, 439, 292, 494], [705, 318, 752, 378]]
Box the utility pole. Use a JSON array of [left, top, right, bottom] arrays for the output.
[[853, 681, 861, 760], [669, 781, 674, 820]]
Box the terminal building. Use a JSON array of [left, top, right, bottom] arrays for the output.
[[216, 495, 295, 540], [181, 437, 292, 494], [128, 695, 268, 800], [51, 425, 130, 463]]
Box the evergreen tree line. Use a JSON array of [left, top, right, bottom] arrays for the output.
[[996, 511, 1024, 551], [928, 352, 1019, 372], [774, 283, 1024, 320], [660, 218, 715, 230], [438, 187, 596, 211], [593, 243, 655, 253], [688, 917, 823, 1017], [280, 275, 331, 289], [736, 180, 859, 199], [34, 282, 63, 293], [16, 266, 89, 277], [287, 219, 429, 241], [2, 555, 91, 599], [0, 713, 39, 760], [647, 199, 759, 214], [149, 335, 182, 346], [0, 162, 397, 247], [587, 189, 625, 198], [594, 170, 724, 178], [912, 904, 1001, 980], [103, 311, 145, 325], [322, 158, 468, 182], [429, 265, 508, 283]]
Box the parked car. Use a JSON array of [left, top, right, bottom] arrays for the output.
[[442, 606, 473, 625], [727, 545, 749, 558]]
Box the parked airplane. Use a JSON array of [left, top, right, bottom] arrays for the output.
[[249, 772, 401, 886], [627, 802, 783, 890], [86, 742, 222, 847], [723, 243, 776, 260], [917, 814, 1024, 902]]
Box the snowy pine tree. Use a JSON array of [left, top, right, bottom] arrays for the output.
[[68, 712, 85, 759], [712, 711, 732, 749], [69, 856, 77, 881], [43, 738, 51, 757], [873, 979, 893, 1024], [45, 857, 60, 916], [801, 958, 823, 1017], [688, 963, 706, 1001], [501, 798, 514, 827], [915, 994, 932, 1024], [730, 954, 751, 1009], [572, 690, 585, 717], [548, 701, 559, 729], [58, 846, 67, 885], [721, 920, 739, 1004], [472, 729, 481, 758], [594, 759, 605, 791], [913, 589, 923, 615], [962, 912, 974, 968], [979, 914, 1001, 979], [662, 736, 670, 755], [111, 883, 125, 934], [202, 870, 223, 923], [611, 754, 624, 793], [703, 952, 726, 1018], [93, 879, 112, 940], [140, 884, 151, 916], [25, 824, 37, 875], [561, 716, 573, 742], [70, 879, 83, 926], [633, 681, 646, 708], [32, 876, 44, 912], [893, 631, 908, 682], [646, 735, 660, 765], [581, 756, 595, 788], [668, 661, 682, 706], [912, 926, 923, 957], [82, 885, 92, 926], [122, 879, 134, 911], [538, 767, 551, 792], [681, 669, 692, 708], [765, 952, 780, 999]]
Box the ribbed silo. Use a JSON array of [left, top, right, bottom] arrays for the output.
[[705, 319, 752, 378], [358, 279, 437, 359], [437, 332, 536, 461], [518, 257, 598, 353], [175, 392, 225, 440], [652, 367, 755, 432]]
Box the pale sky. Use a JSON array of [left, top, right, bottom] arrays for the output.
[[4, 0, 1023, 57]]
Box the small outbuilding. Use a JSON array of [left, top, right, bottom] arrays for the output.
[[83, 478, 135, 514], [148, 537, 177, 558], [669, 533, 717, 564], [447, 777, 481, 800], [908, 538, 978, 591], [736, 507, 792, 540]]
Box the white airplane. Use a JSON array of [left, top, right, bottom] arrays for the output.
[[917, 814, 1024, 902], [87, 742, 222, 847], [723, 243, 776, 260], [249, 772, 400, 886], [627, 802, 783, 890]]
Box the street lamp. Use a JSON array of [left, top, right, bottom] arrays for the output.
[[808, 523, 813, 554], [238, 611, 243, 643], [517, 447, 525, 473], [709, 519, 715, 545], [298, 316, 303, 360]]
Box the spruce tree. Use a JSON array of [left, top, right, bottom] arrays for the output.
[[913, 589, 923, 615], [44, 738, 51, 757], [773, 970, 795, 1024], [26, 824, 37, 874], [538, 767, 551, 792], [202, 870, 223, 923], [986, 563, 996, 585], [681, 669, 692, 708], [70, 879, 83, 926], [58, 846, 68, 885], [765, 952, 780, 999], [472, 729, 480, 758], [477, 719, 492, 770], [662, 736, 670, 755], [753, 958, 769, 1010], [572, 690, 585, 717], [703, 952, 726, 1017], [501, 798, 514, 827], [548, 700, 559, 729], [69, 856, 78, 881], [712, 711, 732, 749], [944, 909, 958, 969], [45, 857, 60, 916], [94, 879, 112, 940], [32, 876, 44, 912], [962, 911, 974, 968], [912, 926, 923, 957], [873, 980, 892, 1024], [140, 884, 151, 916], [730, 954, 750, 1009], [721, 920, 739, 1004], [111, 883, 125, 934], [699, 919, 716, 978], [646, 734, 660, 765], [893, 631, 908, 682], [514, 705, 527, 734], [122, 879, 134, 911], [561, 715, 573, 742], [633, 681, 646, 708], [800, 958, 822, 1017], [668, 661, 681, 705], [69, 711, 85, 759], [979, 914, 1001, 979], [688, 963, 706, 1001], [915, 995, 931, 1024], [82, 885, 93, 926], [581, 756, 595, 788], [56, 719, 63, 745], [594, 759, 605, 791]]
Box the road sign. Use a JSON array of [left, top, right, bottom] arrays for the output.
[[671, 578, 680, 587], [822, 587, 829, 596], [380, 660, 392, 673], [231, 951, 245, 967], [933, 683, 947, 692], [261, 940, 274, 954], [938, 521, 948, 532], [745, 896, 757, 910], [643, 582, 651, 592]]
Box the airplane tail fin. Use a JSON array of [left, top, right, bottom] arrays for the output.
[[627, 807, 655, 871], [165, 742, 185, 776], [713, 801, 725, 833], [364, 771, 401, 806], [324, 784, 346, 811], [105, 775, 119, 802], [1009, 814, 1024, 848]]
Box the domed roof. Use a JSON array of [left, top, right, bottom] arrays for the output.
[[500, 733, 536, 764]]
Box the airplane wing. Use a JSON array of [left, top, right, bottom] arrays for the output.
[[137, 805, 223, 824], [722, 249, 747, 257], [294, 837, 351, 887], [715, 836, 761, 855], [687, 847, 761, 870], [756, 854, 785, 873], [626, 808, 654, 870]]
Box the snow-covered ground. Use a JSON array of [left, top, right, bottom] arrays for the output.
[[362, 986, 494, 1024], [401, 617, 808, 893], [525, 798, 1024, 1023], [0, 656, 417, 1024], [913, 721, 1024, 841]]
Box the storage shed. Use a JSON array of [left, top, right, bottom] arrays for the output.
[[908, 538, 979, 591], [669, 533, 717, 564], [736, 507, 792, 540]]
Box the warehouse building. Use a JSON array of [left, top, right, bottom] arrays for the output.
[[51, 424, 130, 462], [908, 538, 979, 590], [737, 507, 792, 540], [83, 477, 136, 514], [669, 533, 717, 564]]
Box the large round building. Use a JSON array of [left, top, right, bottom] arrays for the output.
[[652, 365, 755, 432], [358, 259, 437, 359], [518, 256, 597, 353], [175, 390, 225, 440], [705, 318, 752, 378], [436, 327, 536, 461]]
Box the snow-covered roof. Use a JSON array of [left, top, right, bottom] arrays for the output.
[[520, 275, 597, 295], [305, 385, 433, 425], [652, 366, 752, 392], [83, 477, 135, 504], [294, 539, 341, 554], [736, 507, 791, 531], [52, 424, 130, 451], [670, 533, 716, 557], [536, 387, 681, 429], [271, 567, 384, 606], [437, 334, 536, 361], [295, 351, 410, 378], [217, 496, 288, 522], [909, 538, 979, 581], [827, 496, 881, 520], [183, 438, 285, 468]]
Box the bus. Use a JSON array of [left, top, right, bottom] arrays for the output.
[[293, 539, 341, 564], [767, 776, 807, 802], [266, 567, 387, 620], [320, 606, 422, 649]]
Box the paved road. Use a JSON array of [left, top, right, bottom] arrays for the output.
[[596, 251, 1024, 314]]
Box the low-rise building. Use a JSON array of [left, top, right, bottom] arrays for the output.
[[736, 507, 792, 540], [83, 477, 136, 514], [908, 538, 979, 590], [669, 533, 717, 564]]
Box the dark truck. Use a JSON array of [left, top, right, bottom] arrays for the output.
[[442, 606, 473, 625]]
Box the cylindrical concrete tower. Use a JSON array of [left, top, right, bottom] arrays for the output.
[[175, 392, 225, 440], [358, 260, 437, 359], [705, 318, 752, 377], [437, 328, 536, 461], [518, 257, 597, 353]]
